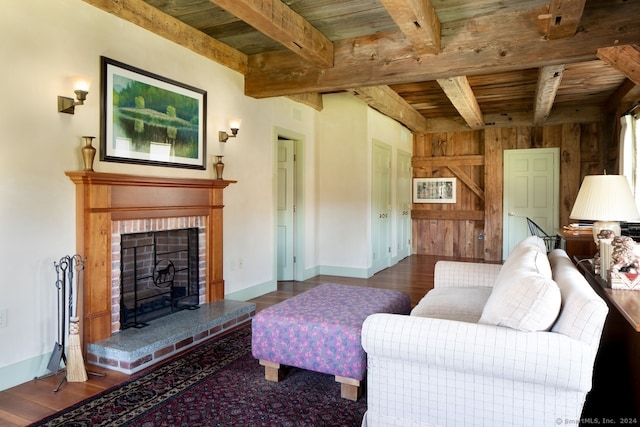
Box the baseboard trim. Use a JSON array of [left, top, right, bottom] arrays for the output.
[[0, 353, 50, 392], [318, 265, 370, 279], [225, 280, 277, 301]]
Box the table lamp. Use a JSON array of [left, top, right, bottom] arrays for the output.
[[571, 174, 640, 280], [570, 174, 640, 244]]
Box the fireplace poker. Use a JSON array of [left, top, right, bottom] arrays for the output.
[[45, 264, 66, 376]]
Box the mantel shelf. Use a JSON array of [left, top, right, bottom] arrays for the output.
[[66, 171, 237, 189]]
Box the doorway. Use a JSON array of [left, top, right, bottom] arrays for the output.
[[503, 148, 559, 259], [275, 128, 305, 281], [396, 149, 412, 260], [371, 140, 392, 274]]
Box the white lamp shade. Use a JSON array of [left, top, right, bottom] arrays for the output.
[[570, 175, 640, 221], [72, 75, 91, 92]]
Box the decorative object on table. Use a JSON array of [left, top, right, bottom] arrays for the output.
[[610, 235, 640, 272], [610, 271, 640, 290], [596, 229, 615, 277], [609, 235, 640, 290], [100, 56, 207, 170], [570, 174, 640, 279], [214, 155, 224, 179], [81, 136, 96, 171]]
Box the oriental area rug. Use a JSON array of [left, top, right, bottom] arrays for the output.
[[31, 325, 367, 426]]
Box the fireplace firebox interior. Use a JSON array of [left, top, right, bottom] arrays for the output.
[[120, 227, 199, 329]]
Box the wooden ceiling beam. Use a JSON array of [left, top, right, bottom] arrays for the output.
[[597, 45, 640, 86], [350, 86, 428, 132], [546, 0, 587, 40], [246, 2, 640, 98], [287, 93, 324, 111], [436, 76, 483, 129], [423, 105, 602, 133], [605, 78, 640, 116], [209, 0, 333, 69], [82, 0, 248, 74], [379, 0, 441, 55], [533, 64, 566, 126]]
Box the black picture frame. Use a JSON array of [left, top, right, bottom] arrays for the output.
[[100, 56, 207, 170]]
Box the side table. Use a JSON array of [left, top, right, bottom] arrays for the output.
[[558, 227, 597, 259], [576, 259, 640, 420]]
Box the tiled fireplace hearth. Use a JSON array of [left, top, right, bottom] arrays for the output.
[[66, 171, 248, 373], [87, 299, 254, 374]]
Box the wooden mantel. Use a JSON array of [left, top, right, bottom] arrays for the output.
[[66, 171, 235, 347]]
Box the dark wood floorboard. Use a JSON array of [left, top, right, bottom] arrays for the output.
[[0, 254, 449, 426]]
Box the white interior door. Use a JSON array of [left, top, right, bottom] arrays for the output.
[[372, 141, 392, 274], [277, 139, 295, 280], [503, 148, 559, 259], [397, 150, 412, 260]]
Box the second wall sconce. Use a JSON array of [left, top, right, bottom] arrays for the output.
[[219, 120, 241, 142], [58, 76, 91, 114]]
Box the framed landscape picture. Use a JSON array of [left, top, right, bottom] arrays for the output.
[[413, 177, 457, 203], [100, 56, 207, 169]]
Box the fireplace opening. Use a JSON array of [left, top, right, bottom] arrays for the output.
[[120, 227, 200, 329]]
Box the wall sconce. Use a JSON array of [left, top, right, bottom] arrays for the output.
[[58, 76, 91, 114], [219, 120, 241, 142]]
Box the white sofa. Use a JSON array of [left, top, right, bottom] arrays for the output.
[[361, 237, 608, 427]]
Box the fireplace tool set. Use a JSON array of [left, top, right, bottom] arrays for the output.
[[38, 254, 102, 392]]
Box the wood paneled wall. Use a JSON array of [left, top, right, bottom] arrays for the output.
[[412, 123, 604, 261]]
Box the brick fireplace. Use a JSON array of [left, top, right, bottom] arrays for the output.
[[66, 171, 235, 352], [112, 217, 206, 332]]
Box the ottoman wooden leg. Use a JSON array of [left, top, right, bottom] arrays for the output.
[[335, 375, 362, 401], [259, 359, 285, 382]]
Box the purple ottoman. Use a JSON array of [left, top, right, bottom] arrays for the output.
[[251, 283, 411, 400]]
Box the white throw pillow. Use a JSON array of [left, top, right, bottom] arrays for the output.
[[480, 249, 561, 331], [496, 236, 551, 284]]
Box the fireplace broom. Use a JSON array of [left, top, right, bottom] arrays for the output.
[[66, 255, 87, 383]]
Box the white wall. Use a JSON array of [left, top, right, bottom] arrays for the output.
[[317, 93, 412, 277], [317, 94, 369, 272], [0, 0, 411, 391], [0, 0, 318, 390]]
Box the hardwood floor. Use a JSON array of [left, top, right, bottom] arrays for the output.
[[249, 254, 448, 312], [0, 254, 447, 426]]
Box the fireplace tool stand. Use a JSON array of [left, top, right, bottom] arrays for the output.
[[36, 255, 104, 392]]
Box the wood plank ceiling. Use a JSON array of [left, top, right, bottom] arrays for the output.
[[85, 0, 640, 133]]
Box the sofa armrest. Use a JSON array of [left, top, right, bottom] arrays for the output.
[[362, 313, 595, 391], [434, 260, 501, 288]]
